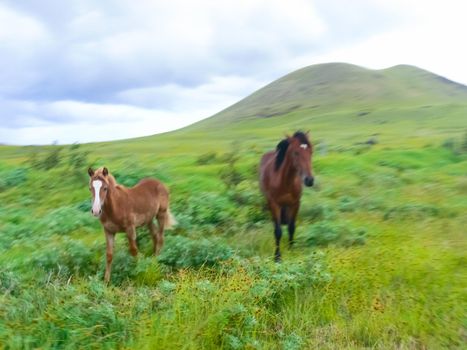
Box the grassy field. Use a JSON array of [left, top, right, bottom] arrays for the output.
[[0, 63, 466, 349]]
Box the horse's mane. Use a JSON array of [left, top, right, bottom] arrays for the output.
[[274, 131, 310, 171], [106, 174, 118, 187], [275, 139, 289, 170]]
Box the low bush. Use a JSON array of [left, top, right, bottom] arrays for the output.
[[102, 252, 164, 286], [0, 269, 21, 296], [0, 278, 159, 349], [0, 168, 28, 191], [29, 239, 102, 279], [68, 143, 89, 170], [196, 152, 218, 165], [383, 203, 442, 220], [157, 235, 234, 269], [300, 221, 367, 247], [57, 206, 93, 231], [227, 180, 267, 225], [219, 148, 245, 190], [301, 202, 336, 222], [75, 199, 92, 213], [145, 255, 329, 349], [173, 192, 234, 228], [1, 205, 97, 249], [30, 145, 64, 170], [42, 206, 96, 235], [113, 166, 169, 187], [201, 254, 330, 349], [338, 196, 357, 212]]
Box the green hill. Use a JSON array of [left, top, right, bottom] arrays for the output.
[[194, 62, 467, 128], [0, 63, 466, 349]]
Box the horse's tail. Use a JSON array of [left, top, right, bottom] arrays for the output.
[[280, 206, 289, 225], [165, 208, 177, 229]]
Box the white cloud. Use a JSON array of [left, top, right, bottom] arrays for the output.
[[117, 75, 265, 110], [0, 4, 52, 96], [0, 0, 465, 145], [293, 0, 467, 84], [0, 100, 217, 145]]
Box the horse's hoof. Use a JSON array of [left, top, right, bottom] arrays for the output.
[[274, 255, 282, 263]]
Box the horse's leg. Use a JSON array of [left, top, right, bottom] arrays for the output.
[[155, 211, 166, 255], [104, 229, 115, 284], [269, 200, 282, 262], [148, 220, 159, 255], [288, 202, 300, 248], [126, 226, 138, 257]]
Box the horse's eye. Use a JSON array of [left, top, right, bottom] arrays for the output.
[[103, 187, 108, 191]]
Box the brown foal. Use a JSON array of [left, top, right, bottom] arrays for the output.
[[88, 167, 175, 283]]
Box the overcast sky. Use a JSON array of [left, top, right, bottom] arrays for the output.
[[0, 0, 465, 145]]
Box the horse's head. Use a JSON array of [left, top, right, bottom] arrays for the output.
[[87, 167, 110, 217], [277, 131, 314, 187]]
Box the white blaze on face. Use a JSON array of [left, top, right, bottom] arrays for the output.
[[300, 144, 308, 149], [91, 180, 103, 216]]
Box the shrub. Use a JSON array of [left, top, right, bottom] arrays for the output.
[[462, 131, 467, 153], [40, 145, 63, 170], [196, 152, 218, 165], [302, 221, 341, 246], [0, 208, 47, 246], [442, 138, 456, 151], [41, 206, 97, 235], [113, 166, 169, 187], [75, 199, 92, 213], [281, 333, 304, 350], [301, 203, 337, 221], [338, 196, 358, 212], [68, 143, 89, 169], [248, 253, 330, 301], [29, 239, 102, 278], [227, 180, 258, 206], [219, 147, 245, 190], [0, 168, 28, 191], [0, 269, 21, 296], [383, 203, 441, 220], [227, 180, 267, 225], [343, 230, 367, 247], [157, 235, 234, 269], [2, 222, 38, 244], [174, 192, 234, 227], [100, 252, 163, 285], [0, 206, 96, 250], [202, 254, 330, 349], [300, 221, 367, 247], [0, 278, 155, 348]]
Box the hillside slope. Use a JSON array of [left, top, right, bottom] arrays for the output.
[[193, 63, 467, 128]]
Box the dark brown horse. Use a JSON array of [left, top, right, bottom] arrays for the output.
[[260, 131, 314, 261], [88, 167, 175, 283]]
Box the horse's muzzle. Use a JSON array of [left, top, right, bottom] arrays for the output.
[[91, 208, 102, 217], [304, 176, 314, 187]]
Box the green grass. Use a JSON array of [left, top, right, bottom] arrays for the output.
[[0, 63, 466, 349]]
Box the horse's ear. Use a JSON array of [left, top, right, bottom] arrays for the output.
[[102, 167, 109, 176], [88, 167, 94, 177]]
